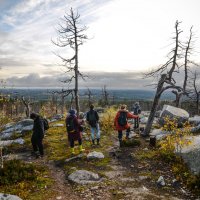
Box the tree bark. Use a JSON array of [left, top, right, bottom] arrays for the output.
[[143, 75, 166, 135]]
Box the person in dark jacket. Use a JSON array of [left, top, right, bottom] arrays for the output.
[[65, 109, 84, 155], [132, 102, 141, 129], [30, 112, 45, 158], [86, 104, 100, 145]]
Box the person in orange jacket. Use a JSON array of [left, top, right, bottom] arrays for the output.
[[114, 104, 139, 147]]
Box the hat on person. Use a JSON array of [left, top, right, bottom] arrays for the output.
[[120, 104, 127, 110], [69, 109, 76, 115], [30, 112, 38, 119]]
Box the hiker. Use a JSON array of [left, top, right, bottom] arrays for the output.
[[65, 109, 84, 155], [132, 102, 141, 129], [114, 105, 139, 147], [86, 104, 100, 145], [30, 112, 45, 158]]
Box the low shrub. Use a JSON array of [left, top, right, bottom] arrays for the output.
[[0, 159, 37, 185]]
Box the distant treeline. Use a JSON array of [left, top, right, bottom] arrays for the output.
[[0, 88, 175, 101]]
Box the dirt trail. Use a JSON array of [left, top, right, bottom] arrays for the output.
[[46, 162, 80, 200]]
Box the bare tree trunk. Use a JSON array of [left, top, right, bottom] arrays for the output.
[[61, 94, 65, 115], [143, 75, 166, 135], [22, 97, 31, 118], [172, 91, 181, 107]]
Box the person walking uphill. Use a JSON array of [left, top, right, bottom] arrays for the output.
[[86, 104, 100, 145], [30, 113, 45, 158], [114, 105, 139, 147], [66, 109, 85, 155]]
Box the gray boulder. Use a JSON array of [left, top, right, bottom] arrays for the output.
[[191, 124, 200, 134], [175, 135, 200, 175], [0, 193, 22, 200], [189, 115, 200, 126], [159, 105, 189, 126], [150, 129, 169, 140], [68, 170, 102, 184], [87, 151, 104, 159]]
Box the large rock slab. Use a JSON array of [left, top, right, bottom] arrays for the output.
[[0, 119, 33, 139], [159, 105, 189, 126], [0, 138, 24, 147], [175, 135, 200, 175], [68, 170, 102, 184], [0, 193, 22, 200]]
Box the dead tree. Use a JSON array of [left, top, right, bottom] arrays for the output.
[[143, 21, 183, 136], [189, 71, 200, 114], [52, 88, 74, 113], [52, 8, 88, 116], [102, 85, 109, 106], [21, 96, 31, 118], [84, 87, 93, 106], [172, 26, 194, 107]]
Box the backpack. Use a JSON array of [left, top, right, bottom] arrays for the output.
[[66, 117, 76, 133], [88, 111, 97, 128], [118, 112, 127, 126], [43, 118, 49, 130]]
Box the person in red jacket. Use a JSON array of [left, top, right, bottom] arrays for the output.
[[114, 105, 139, 147], [65, 109, 84, 155]]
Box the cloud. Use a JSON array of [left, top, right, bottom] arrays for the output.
[[0, 0, 115, 78], [4, 64, 200, 89], [4, 71, 152, 89]]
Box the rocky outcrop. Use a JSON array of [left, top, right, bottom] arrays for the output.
[[175, 135, 200, 175], [189, 115, 200, 126], [68, 170, 102, 184], [87, 151, 104, 159], [159, 105, 189, 126], [0, 119, 33, 139], [149, 129, 169, 140], [0, 193, 22, 200], [0, 138, 24, 147]]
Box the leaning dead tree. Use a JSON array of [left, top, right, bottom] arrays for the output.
[[172, 26, 194, 107], [52, 8, 88, 115], [143, 20, 183, 136]]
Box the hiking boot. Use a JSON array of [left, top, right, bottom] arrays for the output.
[[97, 139, 100, 145], [70, 147, 75, 155], [92, 139, 95, 146], [79, 145, 85, 153], [34, 151, 40, 158], [119, 140, 122, 147]]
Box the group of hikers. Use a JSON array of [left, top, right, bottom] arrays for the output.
[[30, 102, 141, 158]]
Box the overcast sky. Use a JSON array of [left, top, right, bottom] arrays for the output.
[[0, 0, 200, 89]]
